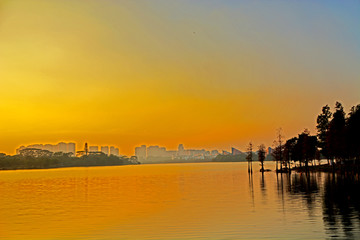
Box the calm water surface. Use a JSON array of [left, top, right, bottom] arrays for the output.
[[0, 162, 359, 239]]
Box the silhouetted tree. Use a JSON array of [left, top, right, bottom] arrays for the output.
[[273, 128, 284, 172], [284, 137, 297, 167], [292, 137, 302, 167], [246, 142, 253, 173], [258, 144, 266, 172], [297, 129, 317, 170], [327, 102, 346, 164], [278, 102, 360, 173], [316, 105, 332, 164], [19, 148, 53, 158], [0, 151, 136, 170], [346, 104, 360, 163]]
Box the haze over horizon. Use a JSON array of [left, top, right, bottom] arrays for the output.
[[0, 0, 359, 155]]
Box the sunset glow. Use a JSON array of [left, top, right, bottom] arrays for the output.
[[1, 1, 359, 155]]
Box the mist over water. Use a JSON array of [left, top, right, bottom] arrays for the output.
[[0, 162, 359, 239]]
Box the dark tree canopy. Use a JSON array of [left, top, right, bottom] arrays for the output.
[[284, 101, 360, 171], [346, 104, 360, 160], [327, 102, 347, 161], [316, 105, 332, 159], [258, 144, 266, 171]]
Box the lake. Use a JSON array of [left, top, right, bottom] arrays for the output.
[[0, 162, 359, 239]]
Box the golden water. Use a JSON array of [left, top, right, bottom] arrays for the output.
[[0, 162, 359, 239]]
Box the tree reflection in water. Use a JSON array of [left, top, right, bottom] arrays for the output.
[[275, 172, 360, 239], [322, 174, 360, 239]]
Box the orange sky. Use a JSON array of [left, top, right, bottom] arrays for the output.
[[0, 1, 359, 155]]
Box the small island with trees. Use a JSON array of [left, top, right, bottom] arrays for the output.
[[0, 147, 139, 171]]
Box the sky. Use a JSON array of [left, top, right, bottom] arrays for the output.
[[0, 0, 359, 155]]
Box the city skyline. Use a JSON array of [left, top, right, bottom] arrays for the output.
[[135, 143, 222, 162], [10, 141, 245, 158], [9, 140, 275, 165], [15, 142, 121, 157]]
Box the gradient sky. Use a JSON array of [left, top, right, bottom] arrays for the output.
[[0, 0, 359, 155]]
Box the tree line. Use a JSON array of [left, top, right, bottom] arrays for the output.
[[271, 102, 360, 172], [0, 149, 139, 170]]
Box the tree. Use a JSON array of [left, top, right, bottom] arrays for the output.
[[284, 137, 297, 167], [272, 128, 284, 172], [316, 105, 332, 163], [346, 104, 360, 162], [19, 148, 53, 158], [258, 144, 266, 172], [246, 142, 253, 173], [297, 129, 317, 170], [327, 102, 346, 163]]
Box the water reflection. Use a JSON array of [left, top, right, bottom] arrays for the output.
[[248, 173, 255, 207], [1, 163, 360, 239], [274, 172, 360, 239], [323, 174, 360, 239], [259, 173, 267, 203]]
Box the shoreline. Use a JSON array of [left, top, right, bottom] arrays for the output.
[[0, 163, 139, 172], [292, 163, 360, 174]]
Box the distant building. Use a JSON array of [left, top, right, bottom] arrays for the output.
[[135, 145, 147, 162], [44, 144, 56, 152], [134, 144, 220, 162], [101, 146, 109, 155], [110, 146, 119, 156], [166, 150, 177, 158], [58, 142, 67, 153], [231, 147, 242, 155], [147, 145, 167, 157], [89, 146, 99, 152], [178, 144, 185, 156], [67, 143, 76, 155]]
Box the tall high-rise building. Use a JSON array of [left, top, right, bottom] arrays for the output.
[[101, 146, 109, 155], [110, 146, 119, 156], [89, 146, 99, 152], [44, 144, 55, 152], [147, 145, 167, 157], [67, 143, 76, 156], [178, 144, 185, 156], [58, 142, 67, 153], [135, 145, 147, 162]]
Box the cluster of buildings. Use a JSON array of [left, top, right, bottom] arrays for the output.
[[16, 142, 120, 157], [135, 144, 220, 162], [16, 142, 76, 156], [86, 145, 120, 156], [134, 144, 273, 163], [15, 142, 272, 161]]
